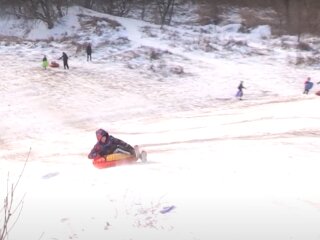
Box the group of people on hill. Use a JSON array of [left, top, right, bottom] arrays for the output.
[[87, 77, 318, 161], [42, 43, 320, 100], [42, 52, 70, 70], [235, 77, 320, 100], [42, 43, 92, 70]]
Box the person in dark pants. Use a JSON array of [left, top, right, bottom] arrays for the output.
[[88, 129, 137, 159], [86, 43, 92, 62], [59, 52, 69, 69], [236, 81, 246, 100], [303, 77, 313, 94]]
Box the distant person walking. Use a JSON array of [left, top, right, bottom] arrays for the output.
[[236, 81, 246, 100], [86, 43, 92, 62], [59, 52, 69, 69], [42, 55, 49, 70], [303, 77, 313, 94]]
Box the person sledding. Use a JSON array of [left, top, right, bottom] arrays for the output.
[[88, 129, 146, 162]]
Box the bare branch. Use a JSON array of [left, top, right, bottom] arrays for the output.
[[0, 148, 31, 240]]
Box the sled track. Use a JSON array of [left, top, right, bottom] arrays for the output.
[[142, 129, 320, 150]]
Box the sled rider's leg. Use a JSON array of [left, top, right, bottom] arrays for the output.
[[134, 145, 140, 159], [140, 151, 147, 162]]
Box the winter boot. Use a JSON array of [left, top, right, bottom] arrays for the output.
[[140, 151, 147, 163]]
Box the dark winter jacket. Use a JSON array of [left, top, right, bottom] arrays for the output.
[[86, 44, 92, 55], [238, 82, 245, 91], [59, 52, 68, 63], [88, 130, 135, 159]]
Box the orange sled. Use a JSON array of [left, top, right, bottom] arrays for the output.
[[93, 153, 137, 169]]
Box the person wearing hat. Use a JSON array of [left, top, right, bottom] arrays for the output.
[[88, 129, 137, 159]]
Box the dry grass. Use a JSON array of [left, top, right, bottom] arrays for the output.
[[77, 14, 121, 29], [297, 42, 313, 51], [291, 54, 320, 66]]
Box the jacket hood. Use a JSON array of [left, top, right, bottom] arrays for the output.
[[96, 129, 109, 142]]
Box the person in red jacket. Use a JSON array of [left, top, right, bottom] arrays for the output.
[[88, 129, 137, 159]]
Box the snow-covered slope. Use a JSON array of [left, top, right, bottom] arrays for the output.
[[1, 6, 320, 240]]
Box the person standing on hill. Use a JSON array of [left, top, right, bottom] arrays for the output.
[[42, 55, 48, 69], [236, 81, 246, 100], [303, 77, 313, 94], [59, 52, 69, 69], [86, 43, 92, 62]]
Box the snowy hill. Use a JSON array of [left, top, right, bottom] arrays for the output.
[[1, 6, 320, 240]]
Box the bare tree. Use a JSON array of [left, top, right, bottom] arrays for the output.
[[140, 0, 147, 20], [2, 0, 320, 35], [96, 0, 132, 16], [0, 149, 30, 240], [53, 0, 68, 17], [83, 0, 94, 9], [10, 0, 69, 29], [156, 0, 176, 26]]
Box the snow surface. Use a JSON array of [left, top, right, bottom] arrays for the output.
[[1, 6, 320, 240]]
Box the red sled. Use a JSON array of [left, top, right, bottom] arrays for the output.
[[92, 153, 138, 169], [50, 61, 59, 68], [315, 90, 320, 96]]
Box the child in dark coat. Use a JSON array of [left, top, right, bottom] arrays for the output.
[[88, 129, 136, 159]]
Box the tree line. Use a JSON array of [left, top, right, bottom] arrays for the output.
[[0, 0, 320, 36], [199, 0, 320, 37], [0, 0, 179, 29]]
